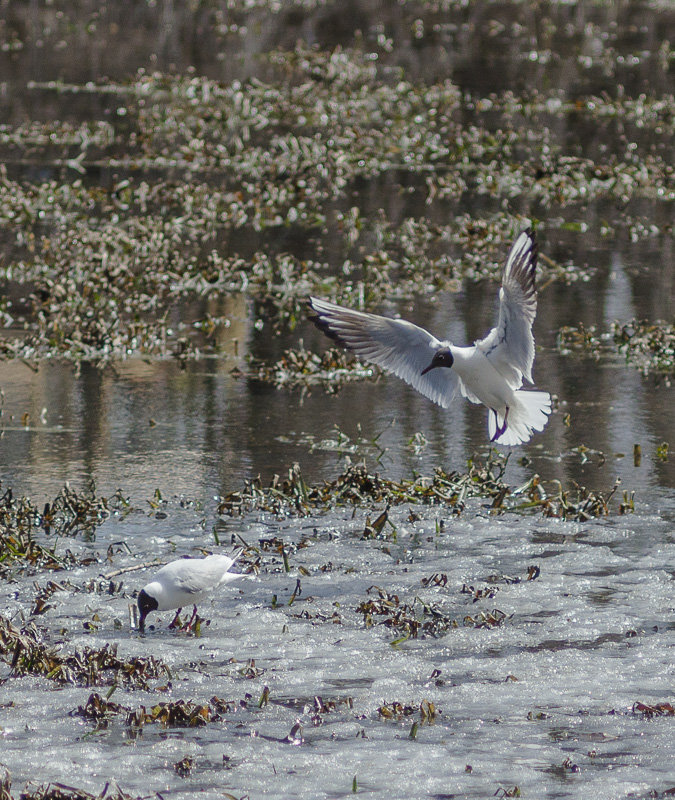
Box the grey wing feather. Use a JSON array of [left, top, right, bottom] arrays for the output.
[[174, 577, 207, 595], [308, 297, 461, 408], [476, 229, 538, 388], [162, 557, 235, 594], [166, 570, 208, 595]]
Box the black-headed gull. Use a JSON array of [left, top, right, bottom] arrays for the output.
[[308, 230, 551, 446], [137, 551, 242, 632]]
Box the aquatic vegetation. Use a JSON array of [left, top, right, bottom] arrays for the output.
[[218, 457, 501, 516], [556, 324, 605, 359], [356, 582, 508, 641], [70, 692, 127, 728], [0, 615, 170, 687], [0, 490, 64, 569], [631, 701, 674, 718], [41, 483, 118, 538], [173, 756, 194, 778], [250, 344, 378, 391], [558, 320, 675, 382], [1, 41, 667, 363], [30, 580, 73, 616], [509, 473, 628, 520], [462, 608, 508, 629], [378, 699, 437, 723], [0, 482, 126, 568], [357, 585, 458, 640], [308, 695, 354, 716], [125, 699, 217, 730], [14, 780, 139, 800], [613, 319, 675, 380], [217, 454, 630, 520]]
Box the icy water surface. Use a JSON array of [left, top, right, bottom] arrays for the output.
[[1, 1, 675, 799], [1, 493, 674, 799]]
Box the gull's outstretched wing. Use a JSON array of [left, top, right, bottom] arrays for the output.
[[476, 229, 539, 388], [308, 297, 461, 408]]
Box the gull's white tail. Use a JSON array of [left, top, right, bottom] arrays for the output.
[[215, 549, 244, 585], [489, 391, 552, 446]]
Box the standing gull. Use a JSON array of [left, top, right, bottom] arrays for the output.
[[308, 229, 551, 446], [137, 551, 242, 632]]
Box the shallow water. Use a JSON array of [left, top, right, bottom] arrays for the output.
[[1, 2, 674, 799], [0, 318, 674, 504]]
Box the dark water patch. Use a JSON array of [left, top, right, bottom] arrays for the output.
[[324, 676, 375, 689]]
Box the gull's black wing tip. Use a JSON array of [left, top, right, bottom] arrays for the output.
[[306, 296, 347, 347]]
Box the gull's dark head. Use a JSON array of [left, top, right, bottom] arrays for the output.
[[137, 588, 159, 633], [421, 347, 454, 376]]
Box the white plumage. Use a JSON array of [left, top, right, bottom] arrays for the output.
[[137, 551, 242, 631], [308, 229, 551, 446]]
